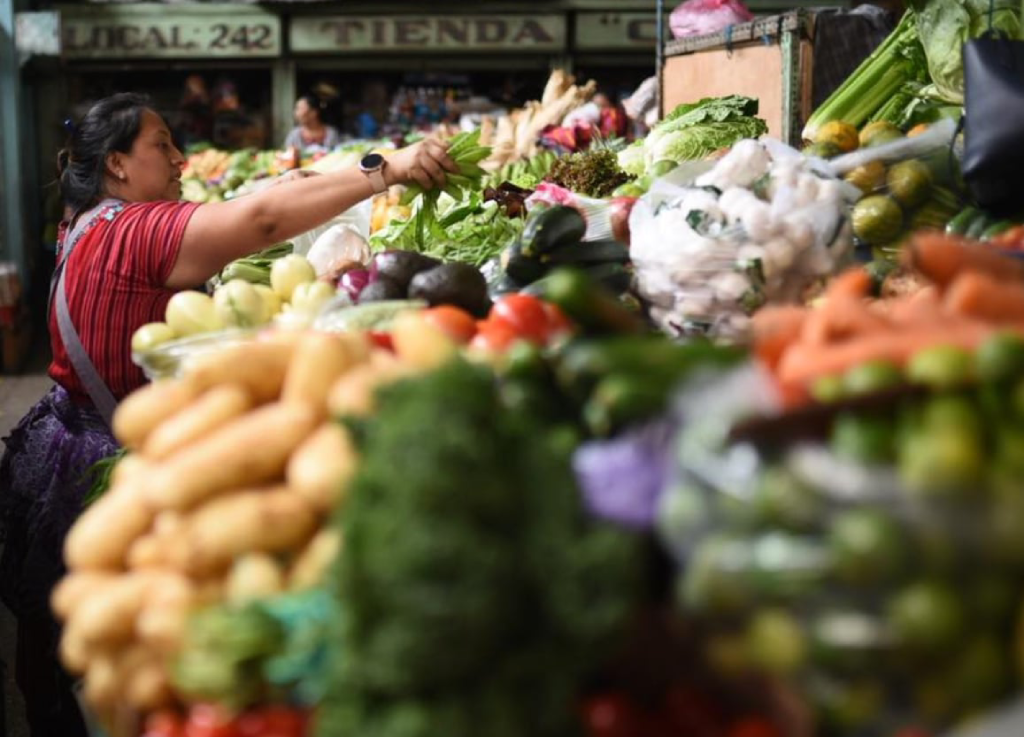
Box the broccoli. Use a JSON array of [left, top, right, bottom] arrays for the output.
[[317, 360, 644, 737]]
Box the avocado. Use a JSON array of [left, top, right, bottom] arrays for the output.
[[358, 276, 406, 303], [370, 250, 442, 291], [408, 262, 492, 317]]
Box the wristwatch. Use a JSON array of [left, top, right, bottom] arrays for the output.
[[359, 152, 388, 195]]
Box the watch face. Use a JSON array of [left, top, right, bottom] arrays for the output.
[[361, 153, 385, 170]]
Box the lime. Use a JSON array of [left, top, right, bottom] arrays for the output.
[[753, 467, 821, 532], [886, 581, 964, 653], [811, 374, 846, 403], [898, 428, 986, 497], [907, 345, 974, 389], [976, 331, 1024, 382], [842, 359, 904, 395], [803, 141, 844, 160], [920, 395, 982, 437], [886, 159, 933, 209], [844, 160, 887, 195], [828, 509, 905, 585], [815, 121, 860, 153], [852, 195, 905, 246], [831, 413, 896, 464], [745, 608, 808, 675]]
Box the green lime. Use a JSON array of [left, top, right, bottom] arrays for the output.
[[831, 413, 897, 464], [842, 359, 904, 395], [753, 467, 821, 532], [907, 345, 974, 389], [811, 374, 845, 403], [746, 608, 808, 675], [852, 195, 905, 246], [920, 395, 982, 437], [828, 509, 905, 585], [802, 141, 844, 159], [886, 159, 933, 209], [898, 428, 986, 497], [816, 680, 885, 732], [886, 581, 964, 653], [976, 331, 1024, 382]]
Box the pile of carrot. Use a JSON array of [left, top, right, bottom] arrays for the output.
[[753, 232, 1024, 400]]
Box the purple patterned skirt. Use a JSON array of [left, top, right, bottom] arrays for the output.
[[0, 384, 118, 618]]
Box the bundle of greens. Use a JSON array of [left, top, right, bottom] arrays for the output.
[[209, 242, 293, 289], [370, 194, 523, 267], [316, 360, 644, 737], [547, 147, 630, 198], [618, 96, 768, 177]]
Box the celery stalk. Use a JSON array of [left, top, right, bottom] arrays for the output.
[[803, 12, 926, 141]]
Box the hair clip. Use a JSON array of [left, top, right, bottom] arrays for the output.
[[63, 118, 77, 135]]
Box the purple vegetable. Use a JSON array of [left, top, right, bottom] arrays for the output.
[[340, 269, 371, 301]]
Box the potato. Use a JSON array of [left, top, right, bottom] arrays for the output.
[[59, 623, 91, 674], [51, 571, 118, 621], [70, 575, 150, 647], [65, 491, 154, 570], [289, 529, 343, 592], [287, 422, 358, 512], [143, 383, 253, 460], [182, 340, 295, 404], [83, 652, 120, 708], [112, 379, 198, 449], [281, 333, 361, 416], [176, 488, 318, 577], [225, 553, 286, 603], [126, 661, 172, 710], [136, 576, 195, 652], [126, 534, 165, 570], [110, 454, 149, 486], [146, 402, 319, 511], [391, 310, 458, 369]]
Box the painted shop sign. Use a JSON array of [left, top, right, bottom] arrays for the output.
[[290, 15, 566, 54], [575, 12, 670, 51]]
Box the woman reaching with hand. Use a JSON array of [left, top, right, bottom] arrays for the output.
[[0, 91, 454, 737]]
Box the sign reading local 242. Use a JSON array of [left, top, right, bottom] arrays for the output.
[[290, 15, 566, 54], [61, 8, 281, 58]]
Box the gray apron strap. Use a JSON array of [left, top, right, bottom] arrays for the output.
[[49, 199, 123, 425]]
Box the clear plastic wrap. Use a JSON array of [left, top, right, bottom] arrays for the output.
[[630, 139, 860, 342]]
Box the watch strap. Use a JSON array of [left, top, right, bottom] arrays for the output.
[[365, 167, 387, 195]]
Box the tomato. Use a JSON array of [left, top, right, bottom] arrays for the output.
[[236, 706, 308, 737], [185, 704, 240, 737], [664, 685, 724, 734], [581, 693, 638, 737], [422, 306, 478, 344], [366, 331, 394, 351], [470, 319, 520, 353], [143, 711, 186, 737], [491, 294, 551, 345], [728, 717, 781, 737]]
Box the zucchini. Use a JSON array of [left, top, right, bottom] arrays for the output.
[[519, 206, 587, 258], [965, 212, 992, 240], [500, 242, 547, 284], [583, 373, 677, 436], [981, 220, 1014, 241], [541, 239, 629, 265], [582, 262, 633, 295], [947, 207, 981, 235]]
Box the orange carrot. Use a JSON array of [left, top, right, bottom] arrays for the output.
[[906, 232, 1024, 288], [777, 321, 992, 386], [824, 268, 872, 300], [944, 271, 1024, 323]]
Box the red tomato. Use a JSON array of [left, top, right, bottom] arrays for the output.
[[664, 685, 723, 734], [581, 693, 638, 737], [143, 711, 185, 737], [728, 717, 781, 737], [236, 706, 308, 737], [422, 306, 478, 344], [469, 319, 520, 353], [491, 294, 551, 345], [185, 704, 240, 737], [366, 331, 394, 351]]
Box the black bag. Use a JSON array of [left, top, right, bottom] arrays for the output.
[[961, 30, 1024, 215]]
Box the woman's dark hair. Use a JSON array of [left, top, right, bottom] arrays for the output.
[[298, 93, 327, 122], [57, 92, 152, 213]]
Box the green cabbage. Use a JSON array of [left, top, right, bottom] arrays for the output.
[[616, 142, 647, 177], [909, 0, 1021, 104], [649, 118, 768, 165]]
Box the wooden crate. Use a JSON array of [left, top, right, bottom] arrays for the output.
[[662, 11, 815, 146]]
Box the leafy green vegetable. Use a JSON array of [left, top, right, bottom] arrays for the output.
[[909, 0, 1020, 104], [317, 360, 644, 737], [547, 148, 630, 198], [81, 448, 128, 508], [649, 118, 768, 163]]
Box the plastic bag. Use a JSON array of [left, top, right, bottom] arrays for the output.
[[629, 139, 857, 342], [669, 0, 754, 40], [291, 199, 374, 276], [526, 182, 633, 242]]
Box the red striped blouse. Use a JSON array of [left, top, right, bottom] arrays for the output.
[[48, 200, 202, 406]]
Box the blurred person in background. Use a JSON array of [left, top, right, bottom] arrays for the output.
[[284, 93, 342, 152]]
